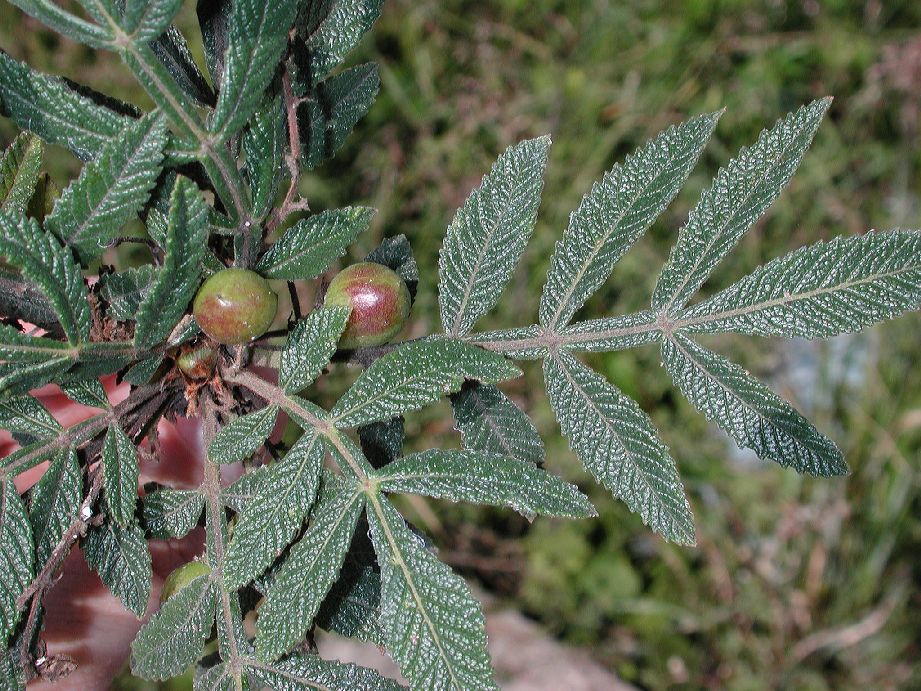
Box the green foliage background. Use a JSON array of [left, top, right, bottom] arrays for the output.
[[2, 1, 920, 688]]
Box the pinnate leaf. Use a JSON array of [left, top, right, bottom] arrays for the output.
[[134, 176, 208, 348], [257, 207, 375, 280], [378, 450, 595, 520], [681, 230, 921, 339], [544, 350, 695, 545], [223, 427, 326, 588], [451, 381, 544, 466], [83, 518, 151, 616], [298, 63, 380, 169], [210, 0, 299, 140], [130, 573, 216, 680], [0, 479, 33, 645], [540, 112, 720, 329], [0, 133, 43, 214], [280, 307, 350, 393], [256, 476, 364, 661], [46, 113, 167, 260], [653, 98, 831, 313], [439, 136, 550, 336], [662, 332, 846, 476], [332, 338, 521, 428], [0, 210, 91, 346], [368, 495, 497, 690], [0, 53, 131, 161], [207, 405, 279, 465]]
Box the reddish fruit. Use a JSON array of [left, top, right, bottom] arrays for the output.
[[192, 269, 278, 345], [160, 561, 210, 603], [323, 262, 411, 349], [176, 345, 217, 379]]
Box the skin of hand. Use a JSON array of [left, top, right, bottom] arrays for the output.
[[3, 379, 206, 689]]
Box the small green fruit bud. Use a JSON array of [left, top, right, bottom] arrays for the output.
[[192, 269, 278, 345], [176, 346, 217, 379], [323, 262, 411, 349]]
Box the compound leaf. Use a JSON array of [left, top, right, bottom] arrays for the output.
[[210, 0, 299, 141], [102, 424, 140, 527], [662, 332, 846, 476], [207, 405, 279, 465], [540, 112, 720, 329], [0, 478, 33, 645], [0, 52, 131, 161], [223, 426, 326, 588], [28, 447, 82, 565], [256, 476, 364, 661], [46, 113, 167, 260], [130, 573, 216, 680], [0, 133, 43, 214], [134, 176, 208, 348], [279, 307, 350, 394], [681, 230, 921, 339], [257, 207, 374, 280], [298, 63, 379, 169], [0, 210, 91, 346], [439, 136, 550, 337], [332, 338, 521, 428], [367, 495, 496, 690], [653, 98, 831, 313], [83, 517, 151, 617], [544, 350, 695, 545], [378, 449, 595, 520], [450, 381, 544, 466]]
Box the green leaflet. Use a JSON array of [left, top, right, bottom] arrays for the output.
[[0, 210, 92, 346], [134, 176, 208, 348], [6, 0, 112, 48], [0, 359, 72, 401], [367, 495, 497, 690], [142, 488, 204, 539], [439, 136, 550, 337], [207, 405, 280, 464], [120, 0, 182, 42], [450, 381, 544, 466], [294, 0, 384, 83], [0, 52, 130, 161], [0, 394, 61, 442], [83, 518, 151, 617], [358, 416, 404, 469], [298, 63, 380, 169], [61, 378, 110, 409], [130, 574, 216, 680], [257, 207, 375, 280], [544, 350, 696, 545], [29, 447, 82, 565], [377, 449, 595, 520], [209, 0, 299, 141], [653, 98, 831, 313], [46, 113, 167, 260], [149, 25, 216, 108], [102, 424, 140, 527], [279, 307, 350, 394], [197, 0, 232, 90], [243, 95, 285, 220], [662, 332, 847, 477], [540, 111, 720, 330], [222, 426, 327, 588], [0, 479, 34, 645], [315, 537, 384, 645], [680, 230, 921, 339], [99, 266, 157, 322], [366, 233, 419, 297], [331, 338, 522, 428], [0, 133, 44, 214], [246, 652, 405, 691], [256, 476, 364, 661]]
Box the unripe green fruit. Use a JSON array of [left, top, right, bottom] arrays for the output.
[[176, 346, 217, 379], [193, 269, 278, 345], [323, 262, 411, 349], [160, 561, 210, 603]]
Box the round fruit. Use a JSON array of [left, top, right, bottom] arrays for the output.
[[160, 561, 211, 603], [176, 345, 217, 379], [323, 262, 411, 349], [192, 269, 278, 345]]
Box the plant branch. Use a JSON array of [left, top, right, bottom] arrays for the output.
[[266, 64, 308, 235]]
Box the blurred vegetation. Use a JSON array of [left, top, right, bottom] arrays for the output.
[[2, 1, 920, 689]]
